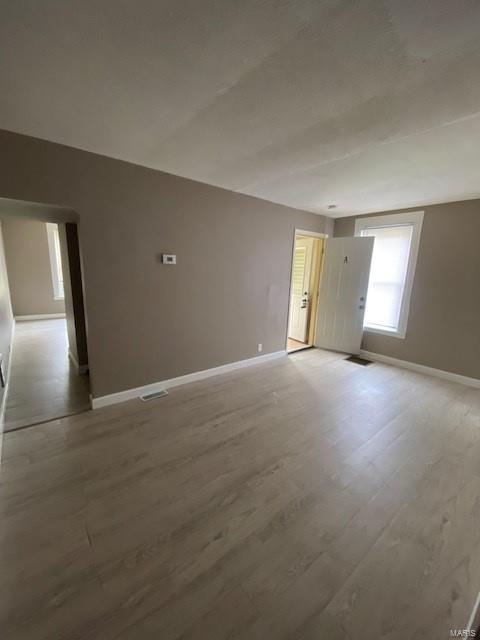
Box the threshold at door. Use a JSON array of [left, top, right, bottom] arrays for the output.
[[287, 337, 311, 353]]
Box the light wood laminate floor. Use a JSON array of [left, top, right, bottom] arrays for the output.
[[1, 348, 479, 639], [3, 319, 90, 432]]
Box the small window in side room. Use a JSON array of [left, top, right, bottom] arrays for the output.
[[46, 223, 64, 300], [355, 211, 424, 339]]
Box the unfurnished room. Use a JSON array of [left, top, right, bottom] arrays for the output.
[[0, 2, 479, 639]]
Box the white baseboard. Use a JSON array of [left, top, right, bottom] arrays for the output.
[[68, 349, 89, 375], [92, 350, 287, 409], [15, 313, 66, 321], [360, 350, 480, 389]]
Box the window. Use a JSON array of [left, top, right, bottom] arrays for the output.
[[355, 211, 424, 339], [46, 223, 64, 299]]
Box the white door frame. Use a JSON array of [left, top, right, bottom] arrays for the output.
[[295, 229, 328, 239], [285, 229, 328, 352]]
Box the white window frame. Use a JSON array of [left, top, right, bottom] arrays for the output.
[[354, 211, 424, 339], [46, 223, 65, 300]]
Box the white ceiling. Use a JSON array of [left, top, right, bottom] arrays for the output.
[[1, 0, 480, 217]]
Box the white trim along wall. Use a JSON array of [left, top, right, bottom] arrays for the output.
[[360, 350, 480, 389], [92, 345, 480, 411], [92, 350, 287, 409], [294, 228, 328, 239], [15, 313, 66, 321]]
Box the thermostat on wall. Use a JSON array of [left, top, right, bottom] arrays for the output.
[[161, 254, 176, 265]]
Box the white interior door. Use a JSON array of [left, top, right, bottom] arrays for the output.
[[288, 239, 313, 342], [315, 237, 374, 354]]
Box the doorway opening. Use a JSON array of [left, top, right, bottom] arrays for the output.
[[287, 230, 325, 354], [286, 230, 376, 358], [0, 199, 91, 433]]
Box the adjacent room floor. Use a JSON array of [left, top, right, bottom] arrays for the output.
[[1, 349, 479, 639], [287, 337, 309, 352], [3, 318, 90, 432]]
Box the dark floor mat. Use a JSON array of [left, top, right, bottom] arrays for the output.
[[345, 355, 372, 366]]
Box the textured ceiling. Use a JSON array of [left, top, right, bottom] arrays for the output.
[[1, 0, 480, 217]]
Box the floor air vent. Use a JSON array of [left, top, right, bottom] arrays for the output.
[[140, 389, 169, 402], [345, 355, 372, 366]]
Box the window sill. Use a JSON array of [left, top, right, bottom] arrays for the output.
[[363, 326, 406, 340], [54, 296, 65, 301]]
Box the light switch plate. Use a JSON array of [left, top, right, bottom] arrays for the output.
[[161, 254, 176, 265]]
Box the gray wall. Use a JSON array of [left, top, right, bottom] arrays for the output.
[[0, 222, 14, 410], [2, 217, 65, 316], [334, 200, 480, 379], [0, 129, 329, 398]]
